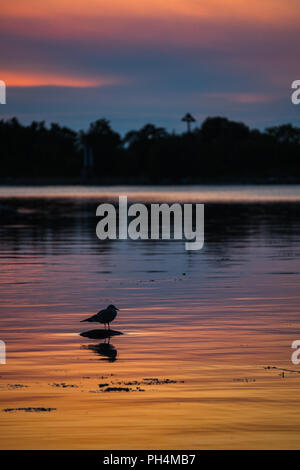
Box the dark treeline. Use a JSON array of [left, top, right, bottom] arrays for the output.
[[1, 116, 300, 182]]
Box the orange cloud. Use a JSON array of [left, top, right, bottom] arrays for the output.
[[2, 71, 127, 87], [204, 92, 275, 104], [1, 0, 299, 50], [2, 0, 299, 24]]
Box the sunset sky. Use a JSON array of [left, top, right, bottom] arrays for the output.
[[1, 0, 299, 133]]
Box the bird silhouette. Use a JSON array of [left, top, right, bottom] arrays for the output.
[[80, 304, 119, 329]]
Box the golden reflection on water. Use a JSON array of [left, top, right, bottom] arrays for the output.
[[1, 189, 300, 449], [1, 184, 300, 201], [1, 306, 300, 449]]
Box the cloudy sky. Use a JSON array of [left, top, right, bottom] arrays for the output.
[[1, 0, 299, 133]]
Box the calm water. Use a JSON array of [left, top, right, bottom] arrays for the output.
[[0, 185, 300, 449]]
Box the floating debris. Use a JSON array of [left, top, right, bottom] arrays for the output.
[[7, 384, 29, 389], [114, 381, 139, 386], [142, 378, 184, 385], [49, 376, 184, 395], [90, 386, 145, 393], [233, 378, 256, 383], [103, 387, 132, 392], [49, 383, 78, 388], [3, 407, 56, 413]]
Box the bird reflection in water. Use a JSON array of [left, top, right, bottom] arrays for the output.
[[80, 329, 123, 362], [82, 340, 117, 362]]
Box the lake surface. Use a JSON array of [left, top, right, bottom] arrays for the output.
[[0, 185, 300, 449]]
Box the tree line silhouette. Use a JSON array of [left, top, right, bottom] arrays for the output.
[[1, 116, 300, 182]]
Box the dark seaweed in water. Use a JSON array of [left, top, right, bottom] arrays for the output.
[[80, 329, 123, 339], [102, 387, 132, 392], [7, 384, 29, 389], [49, 382, 78, 388], [142, 378, 184, 385], [3, 407, 56, 412]]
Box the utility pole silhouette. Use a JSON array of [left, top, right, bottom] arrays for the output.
[[181, 113, 196, 133]]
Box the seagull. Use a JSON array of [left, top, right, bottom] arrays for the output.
[[80, 304, 119, 329]]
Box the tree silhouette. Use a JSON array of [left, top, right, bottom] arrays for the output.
[[0, 116, 300, 182]]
